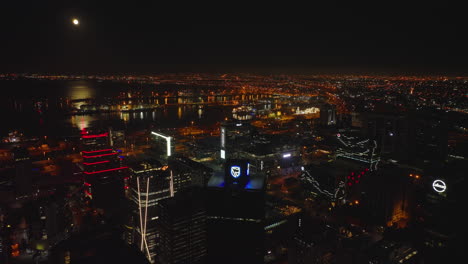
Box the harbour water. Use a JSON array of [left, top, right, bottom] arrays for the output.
[[0, 79, 275, 137]]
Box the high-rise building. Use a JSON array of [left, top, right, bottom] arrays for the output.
[[360, 164, 417, 228], [128, 159, 174, 263], [80, 128, 127, 217], [411, 112, 448, 162], [358, 110, 448, 163], [168, 155, 213, 189], [206, 159, 265, 264], [157, 189, 207, 264], [288, 214, 330, 264], [418, 160, 464, 257], [48, 226, 151, 264], [12, 147, 33, 197], [0, 207, 8, 264], [150, 131, 175, 164], [320, 104, 337, 126], [220, 120, 254, 160]]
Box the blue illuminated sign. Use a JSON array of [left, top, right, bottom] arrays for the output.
[[230, 166, 241, 178]]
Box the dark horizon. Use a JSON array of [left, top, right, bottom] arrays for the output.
[[1, 2, 467, 75]]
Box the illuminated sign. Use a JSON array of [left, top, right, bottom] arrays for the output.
[[432, 179, 446, 193], [230, 166, 241, 178], [220, 149, 226, 159]]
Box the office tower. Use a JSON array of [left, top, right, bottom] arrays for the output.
[[363, 112, 414, 162], [150, 131, 175, 164], [157, 189, 207, 264], [418, 160, 464, 258], [206, 159, 265, 264], [360, 110, 448, 163], [320, 104, 337, 126], [0, 235, 5, 264], [0, 207, 8, 264], [48, 227, 151, 264], [81, 128, 127, 216], [168, 155, 213, 189], [360, 164, 416, 228], [12, 147, 33, 197], [220, 120, 254, 160], [411, 112, 448, 162], [288, 214, 330, 264], [129, 159, 174, 263]]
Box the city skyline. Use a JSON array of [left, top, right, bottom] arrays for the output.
[[0, 2, 466, 264]]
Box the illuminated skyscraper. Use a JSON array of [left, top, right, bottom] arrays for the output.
[[128, 159, 174, 263], [80, 128, 127, 215]]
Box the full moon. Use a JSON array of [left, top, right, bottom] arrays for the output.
[[72, 18, 79, 25]]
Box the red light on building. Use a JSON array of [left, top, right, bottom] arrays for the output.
[[82, 149, 113, 154], [82, 133, 109, 139], [84, 166, 128, 175], [82, 152, 118, 158], [83, 160, 110, 166]]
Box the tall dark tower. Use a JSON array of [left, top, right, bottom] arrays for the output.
[[81, 128, 127, 217], [157, 189, 207, 264], [320, 104, 337, 126], [13, 147, 33, 197], [206, 159, 265, 264]]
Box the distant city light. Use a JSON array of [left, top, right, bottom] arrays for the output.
[[72, 18, 79, 25], [283, 153, 291, 158]]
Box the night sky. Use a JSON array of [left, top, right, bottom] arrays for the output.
[[1, 2, 467, 75]]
